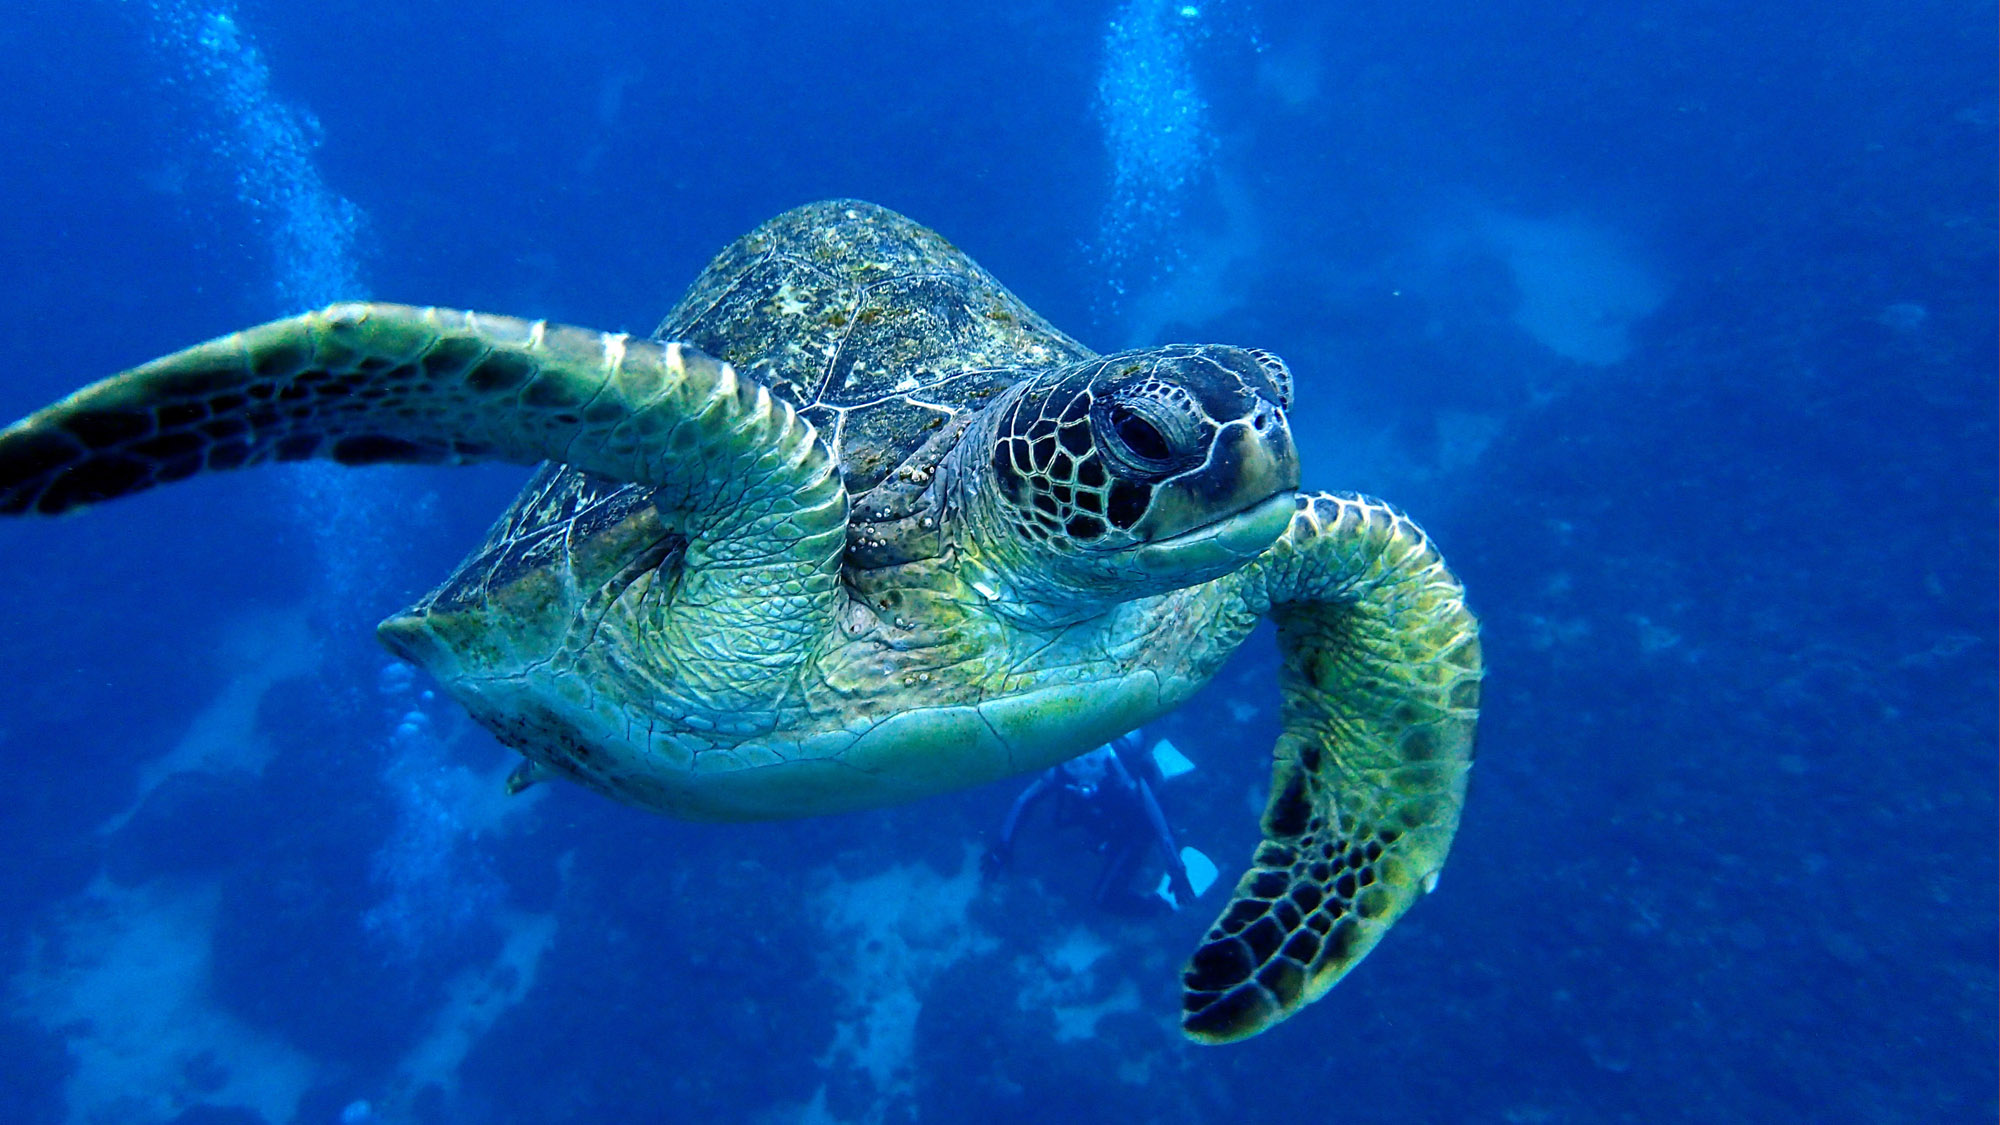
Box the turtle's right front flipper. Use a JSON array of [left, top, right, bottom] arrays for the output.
[[0, 303, 842, 541]]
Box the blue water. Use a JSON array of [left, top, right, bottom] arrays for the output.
[[0, 0, 1992, 1121]]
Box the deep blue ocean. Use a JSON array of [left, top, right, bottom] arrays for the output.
[[0, 1, 1992, 1122]]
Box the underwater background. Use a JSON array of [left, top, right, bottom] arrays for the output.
[[0, 0, 1993, 1121]]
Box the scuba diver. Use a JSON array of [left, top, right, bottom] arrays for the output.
[[982, 729, 1213, 915]]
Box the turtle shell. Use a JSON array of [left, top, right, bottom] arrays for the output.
[[658, 199, 1090, 494], [411, 201, 1091, 616]]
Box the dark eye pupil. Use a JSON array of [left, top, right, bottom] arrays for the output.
[[1110, 405, 1171, 463]]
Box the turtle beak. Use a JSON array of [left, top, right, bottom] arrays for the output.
[[1128, 400, 1299, 577], [1130, 401, 1299, 542], [1131, 491, 1296, 578]]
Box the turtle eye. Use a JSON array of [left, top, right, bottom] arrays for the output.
[[1094, 391, 1204, 483], [1108, 405, 1171, 464]]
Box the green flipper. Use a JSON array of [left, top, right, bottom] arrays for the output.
[[0, 303, 850, 703], [0, 303, 842, 532], [1186, 492, 1482, 1043]]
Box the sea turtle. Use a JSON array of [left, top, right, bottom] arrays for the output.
[[0, 200, 1480, 1043]]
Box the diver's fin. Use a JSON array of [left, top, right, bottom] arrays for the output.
[[1182, 847, 1219, 897], [1156, 846, 1221, 907], [1150, 738, 1197, 781], [505, 759, 552, 795]]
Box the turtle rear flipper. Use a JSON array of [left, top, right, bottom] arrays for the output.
[[1185, 493, 1481, 1043]]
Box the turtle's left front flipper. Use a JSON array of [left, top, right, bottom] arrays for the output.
[[1184, 492, 1481, 1043], [0, 302, 841, 531], [1, 302, 851, 720]]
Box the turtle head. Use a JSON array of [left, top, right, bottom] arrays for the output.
[[961, 345, 1300, 618]]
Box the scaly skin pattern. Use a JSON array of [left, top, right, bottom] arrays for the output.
[[1182, 492, 1483, 1043]]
